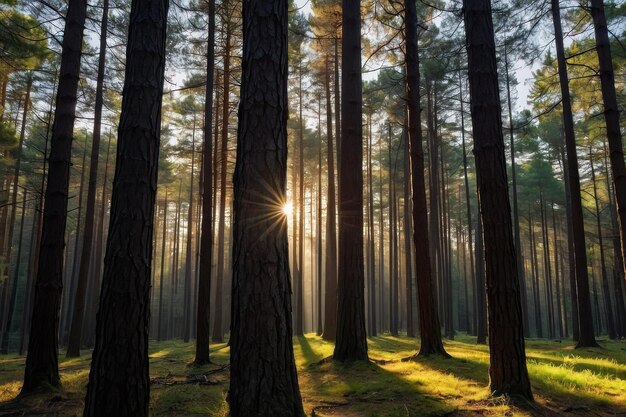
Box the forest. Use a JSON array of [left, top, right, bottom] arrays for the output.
[[0, 0, 625, 415]]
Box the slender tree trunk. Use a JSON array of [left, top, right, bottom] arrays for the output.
[[561, 147, 579, 341], [404, 0, 447, 355], [21, 0, 87, 394], [157, 194, 168, 341], [322, 55, 337, 341], [66, 0, 109, 357], [367, 116, 377, 337], [0, 74, 31, 352], [551, 0, 598, 348], [0, 189, 27, 353], [540, 194, 554, 339], [552, 204, 564, 339], [404, 128, 414, 338], [212, 18, 231, 343], [295, 65, 305, 336], [504, 44, 529, 336], [63, 142, 88, 344], [334, 0, 368, 362], [195, 0, 215, 363], [83, 0, 169, 413], [590, 147, 616, 339], [463, 0, 532, 399], [229, 1, 304, 413], [183, 120, 196, 343], [604, 139, 626, 338], [590, 0, 626, 291], [530, 212, 543, 338]]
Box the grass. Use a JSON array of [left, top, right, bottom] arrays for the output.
[[1, 334, 625, 416]]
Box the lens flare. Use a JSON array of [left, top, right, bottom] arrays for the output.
[[282, 201, 293, 217]]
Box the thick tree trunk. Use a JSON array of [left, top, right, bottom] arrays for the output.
[[83, 0, 169, 414], [334, 0, 368, 362], [590, 0, 626, 292], [463, 0, 533, 399], [322, 55, 337, 341], [228, 1, 304, 414], [66, 0, 109, 357], [21, 0, 87, 394], [195, 0, 214, 364], [404, 0, 447, 356]]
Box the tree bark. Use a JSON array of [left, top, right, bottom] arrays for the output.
[[66, 0, 109, 357], [405, 4, 446, 354], [463, 0, 532, 399], [590, 0, 626, 293], [195, 0, 215, 364], [228, 1, 304, 414], [333, 0, 368, 362], [550, 0, 598, 347], [83, 0, 169, 414], [21, 0, 87, 394], [322, 55, 337, 341]]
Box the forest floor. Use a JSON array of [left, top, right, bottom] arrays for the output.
[[0, 334, 625, 416]]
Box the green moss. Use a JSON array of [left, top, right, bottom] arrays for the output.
[[1, 334, 625, 416]]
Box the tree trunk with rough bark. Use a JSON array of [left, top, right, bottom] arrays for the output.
[[21, 0, 87, 394], [551, 0, 598, 348], [228, 1, 304, 414], [463, 0, 533, 399], [83, 0, 169, 414]]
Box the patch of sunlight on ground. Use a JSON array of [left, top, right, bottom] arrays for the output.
[[1, 333, 626, 416]]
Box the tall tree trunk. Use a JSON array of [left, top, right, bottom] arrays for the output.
[[529, 212, 543, 338], [403, 128, 414, 338], [66, 0, 109, 357], [157, 194, 168, 341], [367, 115, 377, 337], [322, 55, 337, 341], [459, 72, 476, 337], [590, 0, 626, 290], [229, 1, 304, 414], [589, 147, 616, 339], [0, 74, 31, 352], [0, 189, 27, 353], [504, 44, 529, 336], [295, 65, 305, 336], [21, 0, 87, 394], [212, 18, 231, 343], [561, 146, 579, 341], [195, 0, 215, 363], [540, 194, 554, 339], [316, 110, 323, 336], [404, 0, 447, 355], [604, 139, 626, 338], [183, 120, 196, 343], [83, 0, 169, 413], [63, 141, 88, 344], [552, 204, 564, 339], [551, 0, 598, 347], [334, 0, 368, 362], [463, 0, 533, 399]]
